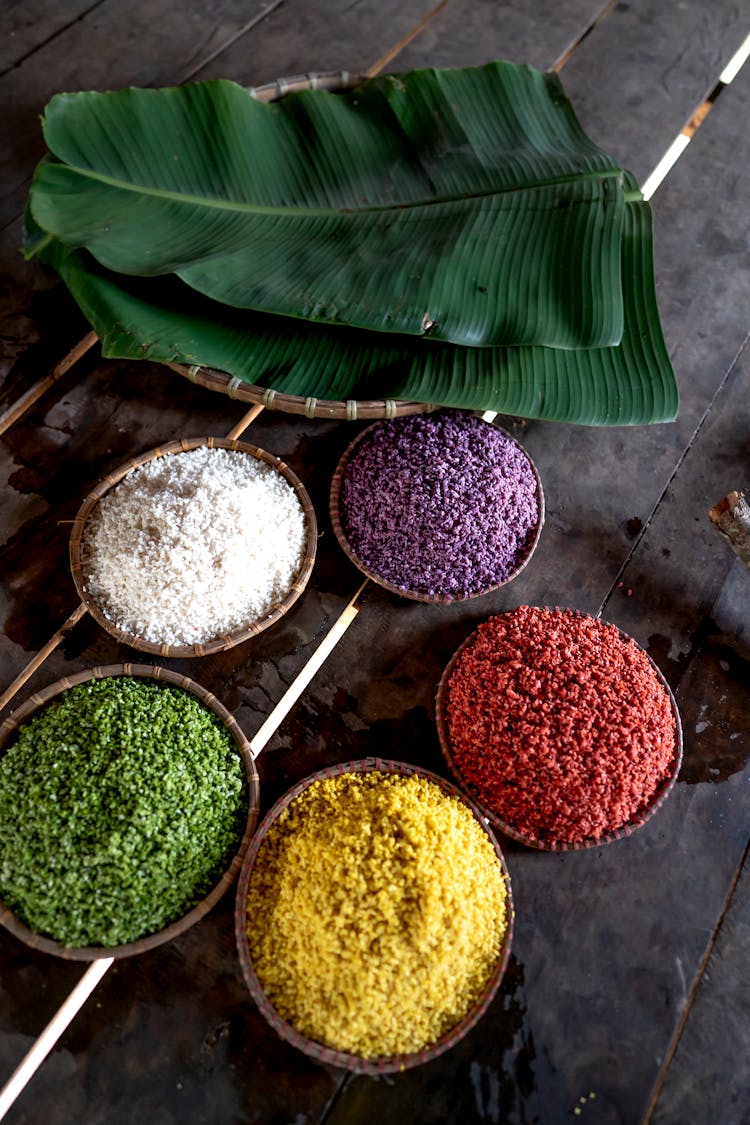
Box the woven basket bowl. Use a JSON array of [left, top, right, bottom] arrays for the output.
[[435, 609, 683, 851], [0, 664, 260, 961], [69, 436, 317, 658], [235, 757, 514, 1074], [329, 416, 545, 604], [167, 71, 433, 422]]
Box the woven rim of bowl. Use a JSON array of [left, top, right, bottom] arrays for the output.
[[0, 664, 260, 961], [329, 415, 545, 604], [69, 436, 318, 658], [435, 607, 684, 851], [234, 757, 514, 1074], [166, 71, 433, 421]]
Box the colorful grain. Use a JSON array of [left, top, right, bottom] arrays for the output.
[[0, 676, 248, 947], [245, 770, 508, 1058], [338, 411, 539, 599], [443, 606, 678, 845]]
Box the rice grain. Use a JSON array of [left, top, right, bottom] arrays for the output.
[[81, 447, 306, 646], [245, 770, 509, 1059]]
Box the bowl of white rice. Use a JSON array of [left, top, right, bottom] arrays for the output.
[[70, 437, 317, 657]]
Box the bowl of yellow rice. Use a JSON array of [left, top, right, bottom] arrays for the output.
[[234, 757, 513, 1072]]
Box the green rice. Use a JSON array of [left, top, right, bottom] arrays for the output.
[[0, 676, 248, 947]]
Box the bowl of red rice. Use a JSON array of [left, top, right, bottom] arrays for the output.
[[235, 758, 514, 1072], [436, 606, 682, 850]]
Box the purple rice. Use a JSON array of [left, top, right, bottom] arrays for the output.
[[338, 411, 540, 599]]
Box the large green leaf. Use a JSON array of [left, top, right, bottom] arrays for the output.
[[37, 198, 677, 425], [27, 64, 628, 349]]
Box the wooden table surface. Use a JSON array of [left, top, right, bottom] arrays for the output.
[[1, 2, 749, 1122]]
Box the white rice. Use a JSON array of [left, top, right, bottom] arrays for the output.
[[81, 446, 308, 646]]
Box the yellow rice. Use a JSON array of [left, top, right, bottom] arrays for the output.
[[245, 770, 508, 1058]]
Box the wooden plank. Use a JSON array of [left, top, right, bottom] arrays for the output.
[[1, 1, 105, 75], [0, 896, 345, 1125], [387, 0, 612, 73], [199, 0, 611, 79], [559, 0, 749, 186], [649, 845, 750, 1125], [589, 56, 750, 645]]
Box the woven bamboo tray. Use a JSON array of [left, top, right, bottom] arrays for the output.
[[435, 609, 684, 851], [0, 664, 260, 961], [329, 417, 545, 603], [166, 71, 432, 421], [69, 436, 317, 658], [234, 757, 514, 1074]]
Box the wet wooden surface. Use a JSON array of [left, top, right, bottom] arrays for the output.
[[1, 1, 749, 1122]]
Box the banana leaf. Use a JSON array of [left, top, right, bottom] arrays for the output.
[[26, 64, 629, 350], [33, 197, 677, 426]]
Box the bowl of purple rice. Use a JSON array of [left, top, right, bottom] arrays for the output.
[[235, 758, 514, 1073], [329, 410, 544, 603]]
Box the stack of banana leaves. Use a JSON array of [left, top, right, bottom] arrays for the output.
[[24, 61, 678, 425]]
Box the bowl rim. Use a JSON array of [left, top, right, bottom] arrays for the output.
[[234, 756, 514, 1074], [69, 436, 318, 658], [0, 663, 260, 960], [328, 413, 545, 604], [435, 606, 684, 851]]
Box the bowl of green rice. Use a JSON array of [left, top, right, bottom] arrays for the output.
[[0, 665, 259, 959], [235, 758, 513, 1072]]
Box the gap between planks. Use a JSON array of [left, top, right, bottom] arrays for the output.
[[640, 835, 750, 1124], [597, 329, 750, 625]]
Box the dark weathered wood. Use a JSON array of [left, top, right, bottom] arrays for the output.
[[1, 1, 749, 1122], [388, 0, 613, 72], [560, 0, 749, 186], [1, 0, 105, 75], [648, 847, 750, 1125]]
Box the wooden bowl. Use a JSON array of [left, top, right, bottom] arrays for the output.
[[0, 664, 260, 960], [435, 609, 683, 851], [234, 757, 514, 1074], [329, 416, 545, 604], [69, 436, 317, 657], [167, 71, 432, 421]]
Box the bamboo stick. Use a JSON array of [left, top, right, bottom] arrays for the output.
[[0, 958, 114, 1121], [226, 404, 265, 440], [249, 579, 368, 758], [0, 603, 88, 715], [0, 333, 98, 437]]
